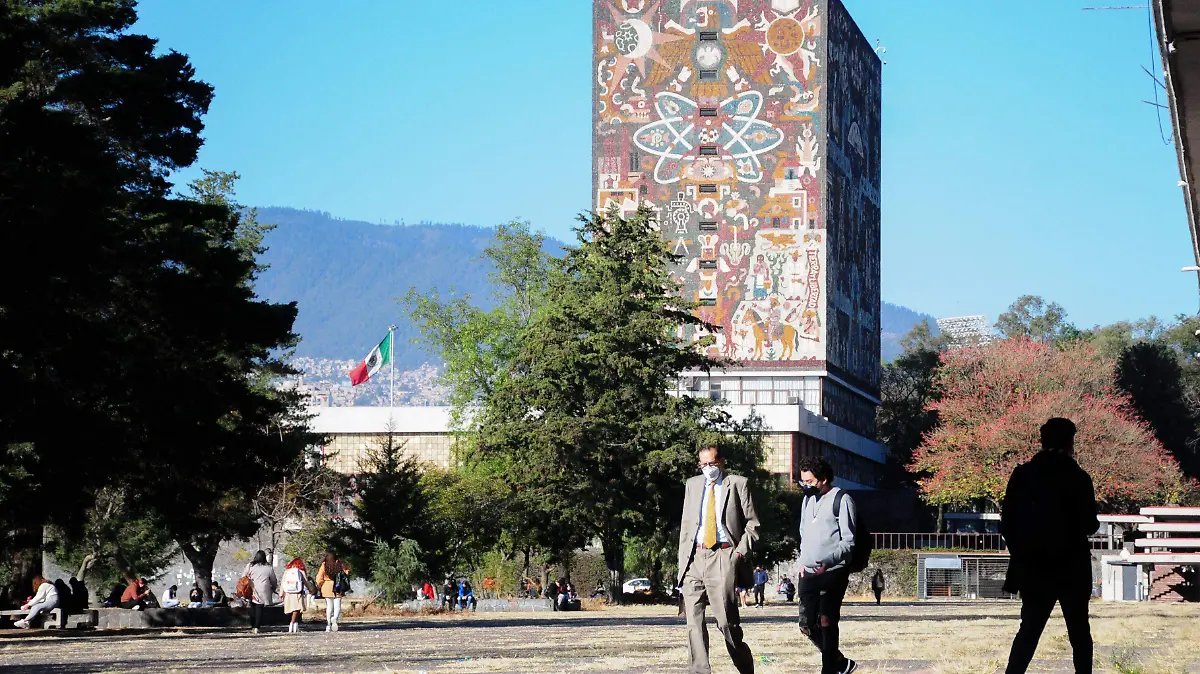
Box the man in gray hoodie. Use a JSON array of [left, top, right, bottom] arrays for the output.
[[796, 457, 858, 674]]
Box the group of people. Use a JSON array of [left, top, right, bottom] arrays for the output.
[[162, 581, 228, 609], [98, 550, 352, 634], [546, 578, 580, 611], [440, 578, 477, 611], [681, 417, 1100, 674]]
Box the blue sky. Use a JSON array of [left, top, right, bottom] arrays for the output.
[[135, 0, 1196, 328]]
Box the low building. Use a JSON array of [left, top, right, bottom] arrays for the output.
[[307, 403, 885, 489]]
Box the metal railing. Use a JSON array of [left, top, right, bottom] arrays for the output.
[[874, 532, 1122, 552], [873, 533, 1006, 551]]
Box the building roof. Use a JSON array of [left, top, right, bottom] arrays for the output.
[[305, 403, 888, 465], [1155, 0, 1200, 270], [307, 406, 456, 435]]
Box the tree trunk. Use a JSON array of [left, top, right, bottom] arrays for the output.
[[1, 527, 42, 607], [936, 504, 945, 534], [601, 533, 625, 605], [179, 538, 220, 603]]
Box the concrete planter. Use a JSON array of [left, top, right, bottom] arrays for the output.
[[95, 605, 286, 629]]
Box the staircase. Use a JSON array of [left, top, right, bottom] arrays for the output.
[[1149, 565, 1187, 603]]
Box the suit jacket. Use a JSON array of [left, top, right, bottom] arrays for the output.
[[1000, 451, 1099, 596], [676, 473, 760, 587]]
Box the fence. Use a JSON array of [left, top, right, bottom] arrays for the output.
[[873, 533, 1006, 551], [917, 554, 1016, 600]]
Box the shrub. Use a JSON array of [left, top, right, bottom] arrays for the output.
[[370, 539, 426, 604]]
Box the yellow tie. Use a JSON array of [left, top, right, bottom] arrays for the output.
[[703, 482, 718, 549]]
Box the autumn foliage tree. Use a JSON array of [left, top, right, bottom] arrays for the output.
[[909, 339, 1190, 512]]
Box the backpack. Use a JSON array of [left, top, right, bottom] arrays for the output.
[[283, 568, 304, 594], [833, 490, 872, 573], [333, 566, 352, 595]]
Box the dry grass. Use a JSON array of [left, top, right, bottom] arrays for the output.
[[0, 599, 1197, 673]]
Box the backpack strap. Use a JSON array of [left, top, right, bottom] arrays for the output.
[[833, 489, 845, 519]]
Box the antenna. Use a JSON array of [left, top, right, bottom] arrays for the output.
[[874, 39, 887, 65]]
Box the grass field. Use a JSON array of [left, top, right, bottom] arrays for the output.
[[0, 598, 1197, 673]]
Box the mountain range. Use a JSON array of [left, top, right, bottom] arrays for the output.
[[253, 207, 934, 397]]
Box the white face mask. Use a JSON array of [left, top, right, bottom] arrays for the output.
[[702, 465, 722, 482]]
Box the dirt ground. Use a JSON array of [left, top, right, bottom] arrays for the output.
[[0, 598, 1197, 673]]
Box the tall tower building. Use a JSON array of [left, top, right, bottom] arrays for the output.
[[593, 0, 884, 487]]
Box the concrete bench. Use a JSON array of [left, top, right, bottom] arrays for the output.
[[1, 608, 66, 628]]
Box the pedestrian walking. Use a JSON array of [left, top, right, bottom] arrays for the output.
[[677, 443, 759, 674], [796, 456, 860, 674], [752, 566, 768, 607], [243, 550, 278, 634], [871, 569, 885, 605], [316, 552, 350, 632], [282, 558, 310, 633], [1001, 418, 1099, 674]]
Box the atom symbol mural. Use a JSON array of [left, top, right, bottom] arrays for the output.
[[633, 90, 784, 184]]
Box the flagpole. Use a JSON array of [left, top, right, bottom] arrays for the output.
[[388, 324, 397, 409]]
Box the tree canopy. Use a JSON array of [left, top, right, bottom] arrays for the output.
[[909, 339, 1190, 511]]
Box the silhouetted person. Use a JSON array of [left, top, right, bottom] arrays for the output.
[[870, 569, 884, 605], [1001, 418, 1099, 674]]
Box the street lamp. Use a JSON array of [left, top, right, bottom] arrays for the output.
[[1185, 266, 1200, 315]]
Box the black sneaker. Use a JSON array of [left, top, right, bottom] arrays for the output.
[[840, 658, 858, 674]]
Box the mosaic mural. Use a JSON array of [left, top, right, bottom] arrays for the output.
[[593, 0, 880, 391]]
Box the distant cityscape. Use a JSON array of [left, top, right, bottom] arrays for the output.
[[284, 358, 450, 407]]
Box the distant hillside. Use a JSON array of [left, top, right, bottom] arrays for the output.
[[881, 301, 938, 362], [253, 207, 932, 372], [254, 207, 526, 367]]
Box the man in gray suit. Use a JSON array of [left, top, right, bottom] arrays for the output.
[[677, 444, 760, 674]]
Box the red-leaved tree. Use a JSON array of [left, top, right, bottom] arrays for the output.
[[909, 339, 1190, 511]]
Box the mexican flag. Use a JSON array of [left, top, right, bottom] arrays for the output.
[[349, 331, 392, 386]]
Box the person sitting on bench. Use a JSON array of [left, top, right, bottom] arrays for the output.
[[188, 582, 204, 608], [163, 584, 181, 608], [119, 577, 151, 610], [210, 581, 228, 607], [457, 579, 477, 611], [15, 574, 59, 628]]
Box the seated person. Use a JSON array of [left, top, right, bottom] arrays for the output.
[[104, 582, 125, 608], [14, 575, 59, 628], [119, 577, 151, 610], [556, 578, 570, 610], [458, 579, 477, 610], [209, 582, 228, 607], [187, 582, 204, 608], [589, 581, 606, 599], [442, 580, 457, 611], [163, 584, 181, 608]]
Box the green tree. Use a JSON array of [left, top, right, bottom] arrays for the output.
[[404, 221, 555, 424], [472, 207, 776, 599], [48, 487, 177, 591], [995, 295, 1074, 344], [370, 539, 427, 604], [340, 433, 431, 575], [877, 320, 945, 487], [1117, 343, 1200, 478]]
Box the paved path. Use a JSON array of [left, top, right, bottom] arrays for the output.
[[1, 601, 1198, 673]]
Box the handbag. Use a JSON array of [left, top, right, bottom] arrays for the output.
[[333, 566, 352, 595], [236, 574, 254, 600]]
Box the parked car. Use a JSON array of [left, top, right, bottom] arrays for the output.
[[622, 578, 653, 594]]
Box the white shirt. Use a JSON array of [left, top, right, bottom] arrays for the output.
[[693, 477, 731, 546], [31, 581, 57, 605]]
